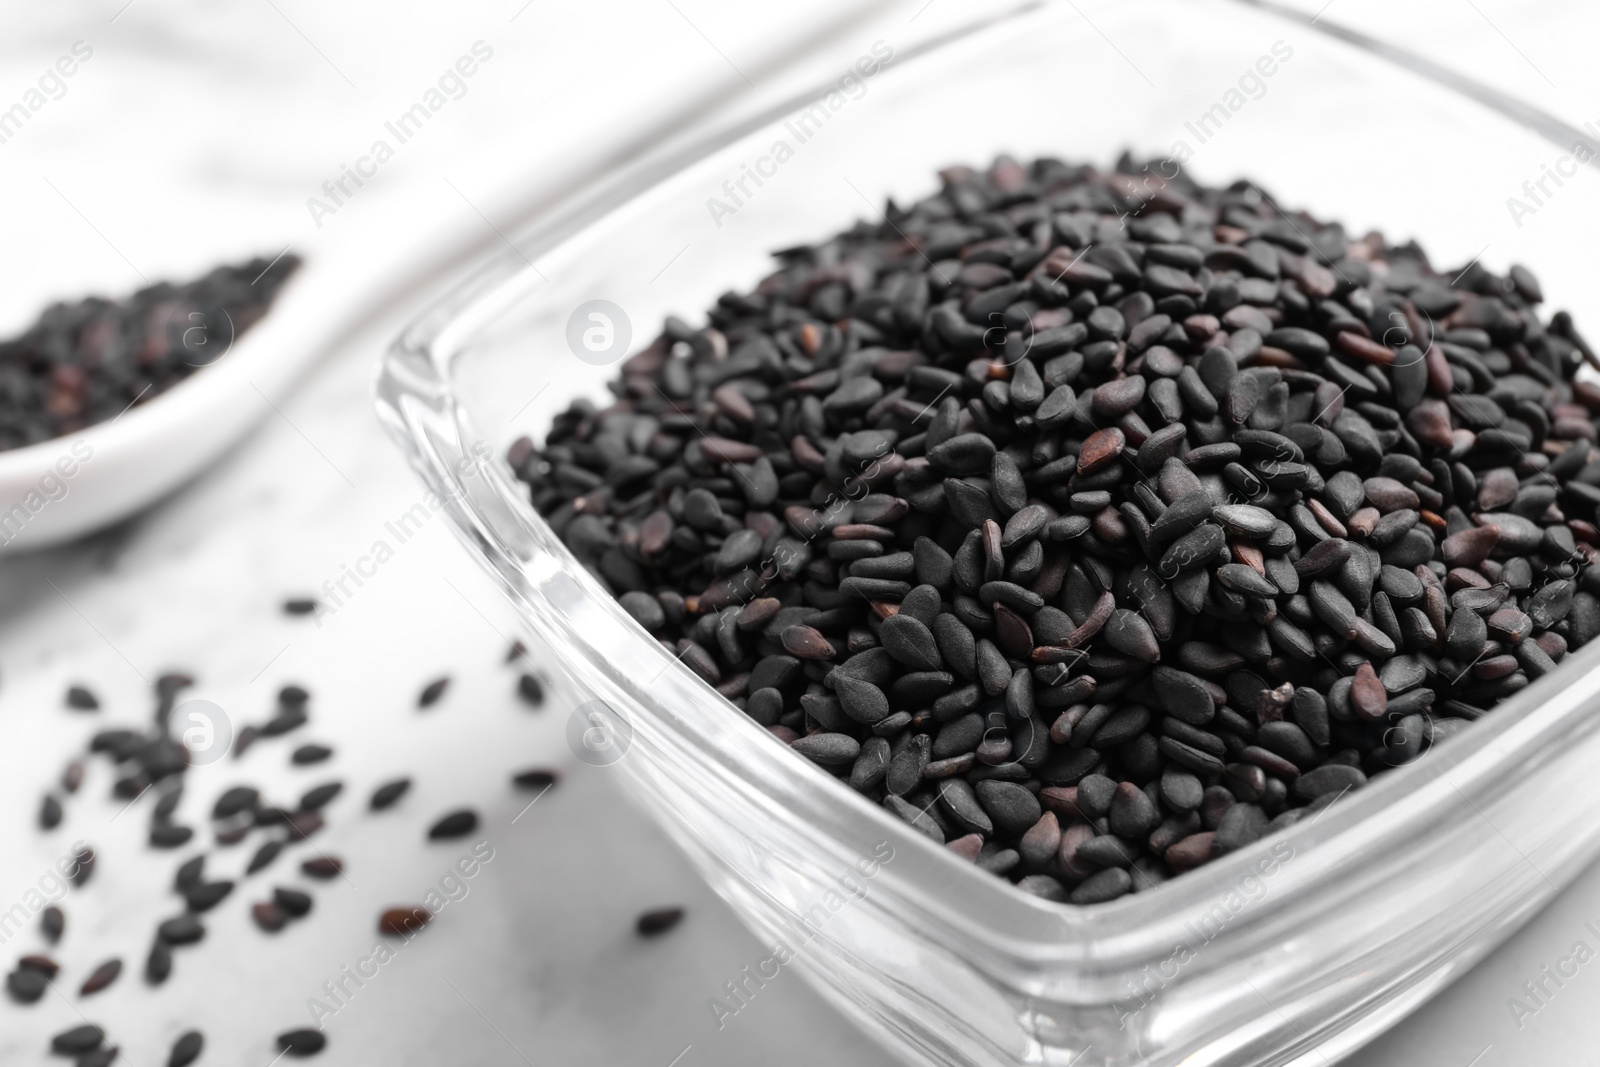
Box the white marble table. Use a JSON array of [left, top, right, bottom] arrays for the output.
[[1, 2, 1598, 1064]]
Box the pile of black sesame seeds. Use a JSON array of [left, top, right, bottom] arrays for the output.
[[0, 253, 300, 451], [516, 154, 1600, 904]]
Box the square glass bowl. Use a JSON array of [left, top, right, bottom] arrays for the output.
[[377, 2, 1600, 1063]]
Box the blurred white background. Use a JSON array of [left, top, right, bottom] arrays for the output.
[[0, 1, 1596, 1064]]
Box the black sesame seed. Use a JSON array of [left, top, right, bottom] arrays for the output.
[[69, 846, 95, 887], [635, 907, 685, 936], [246, 841, 282, 874], [145, 939, 173, 985], [252, 901, 288, 932], [38, 795, 62, 831], [183, 880, 233, 913], [7, 967, 46, 1003], [167, 1031, 204, 1067], [276, 1028, 326, 1056], [157, 915, 205, 945], [51, 1024, 104, 1055], [150, 824, 193, 849], [65, 685, 99, 711], [427, 810, 478, 840], [274, 887, 313, 918], [79, 958, 121, 995], [298, 782, 343, 811], [417, 677, 450, 708], [301, 857, 344, 880], [212, 786, 259, 820], [378, 906, 431, 936], [290, 744, 332, 766], [512, 769, 560, 793], [369, 777, 411, 810], [40, 906, 64, 943], [516, 673, 546, 707]]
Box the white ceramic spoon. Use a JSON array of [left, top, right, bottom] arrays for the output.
[[0, 236, 386, 552]]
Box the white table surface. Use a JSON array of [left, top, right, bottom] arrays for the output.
[[0, 2, 1597, 1064]]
